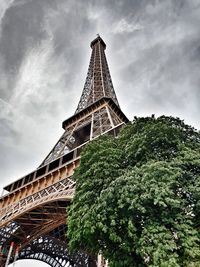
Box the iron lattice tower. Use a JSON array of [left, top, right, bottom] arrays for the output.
[[0, 36, 128, 267], [75, 36, 119, 113]]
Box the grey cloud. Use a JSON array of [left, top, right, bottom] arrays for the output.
[[106, 0, 200, 125]]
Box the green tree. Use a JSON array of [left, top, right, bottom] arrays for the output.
[[67, 116, 200, 267]]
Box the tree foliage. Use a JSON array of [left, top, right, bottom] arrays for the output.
[[67, 116, 200, 266]]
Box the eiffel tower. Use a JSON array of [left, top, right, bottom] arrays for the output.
[[0, 35, 128, 267]]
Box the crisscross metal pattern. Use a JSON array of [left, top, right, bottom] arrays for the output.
[[0, 177, 75, 228], [0, 37, 128, 267], [76, 36, 119, 113]]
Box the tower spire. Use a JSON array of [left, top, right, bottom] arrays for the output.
[[75, 35, 119, 114], [37, 36, 128, 166]]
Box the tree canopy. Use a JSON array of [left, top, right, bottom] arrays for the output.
[[67, 116, 200, 267]]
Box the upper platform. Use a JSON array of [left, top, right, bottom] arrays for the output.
[[90, 35, 106, 50]]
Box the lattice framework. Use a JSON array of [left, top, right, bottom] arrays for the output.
[[76, 36, 119, 113], [0, 36, 128, 267]]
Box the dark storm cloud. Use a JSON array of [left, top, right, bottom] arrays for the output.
[[103, 0, 200, 126], [0, 0, 46, 100], [0, 0, 97, 190]]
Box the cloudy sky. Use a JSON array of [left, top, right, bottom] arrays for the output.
[[0, 0, 199, 266]]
